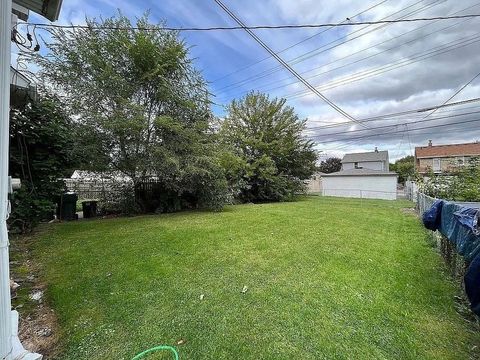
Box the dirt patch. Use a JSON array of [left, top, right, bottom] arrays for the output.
[[10, 234, 61, 358], [18, 301, 60, 358]]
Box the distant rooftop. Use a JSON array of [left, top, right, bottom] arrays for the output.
[[415, 141, 480, 158], [322, 168, 397, 177], [341, 150, 388, 163]]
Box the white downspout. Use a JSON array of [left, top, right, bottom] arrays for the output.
[[0, 0, 13, 358]]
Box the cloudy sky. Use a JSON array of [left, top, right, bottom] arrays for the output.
[[23, 0, 480, 161]]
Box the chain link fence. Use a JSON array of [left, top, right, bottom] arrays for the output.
[[412, 187, 470, 285]]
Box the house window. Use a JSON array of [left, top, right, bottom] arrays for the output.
[[457, 157, 465, 166], [433, 158, 441, 172], [354, 162, 362, 169]]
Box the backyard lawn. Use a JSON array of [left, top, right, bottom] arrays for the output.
[[29, 196, 479, 359]]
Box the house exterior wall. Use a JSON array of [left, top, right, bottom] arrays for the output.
[[417, 156, 473, 174], [342, 160, 386, 171], [322, 175, 397, 200]]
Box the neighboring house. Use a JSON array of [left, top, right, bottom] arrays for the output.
[[322, 168, 398, 200], [415, 140, 480, 174], [341, 148, 389, 171], [305, 172, 324, 193]]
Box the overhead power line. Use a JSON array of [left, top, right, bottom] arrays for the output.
[[25, 14, 480, 32], [422, 70, 480, 119], [222, 3, 479, 98], [309, 117, 480, 143], [305, 97, 480, 131], [211, 0, 389, 82], [307, 110, 480, 138], [284, 34, 480, 100], [215, 0, 441, 91], [213, 0, 367, 128]]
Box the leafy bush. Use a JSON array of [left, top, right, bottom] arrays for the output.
[[9, 95, 76, 232], [318, 157, 342, 174], [98, 181, 138, 216], [420, 157, 480, 201]]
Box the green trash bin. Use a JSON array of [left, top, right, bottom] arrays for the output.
[[56, 193, 78, 221]]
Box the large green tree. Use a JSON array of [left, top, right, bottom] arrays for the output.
[[219, 92, 317, 202], [390, 155, 414, 184], [29, 14, 227, 211], [318, 157, 342, 173]]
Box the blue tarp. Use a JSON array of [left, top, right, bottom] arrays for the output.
[[422, 199, 444, 231], [439, 203, 480, 262], [454, 207, 480, 236], [422, 200, 480, 315], [465, 254, 480, 316]]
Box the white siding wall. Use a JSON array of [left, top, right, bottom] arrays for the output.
[[359, 161, 384, 170], [342, 161, 385, 171], [322, 175, 397, 200]]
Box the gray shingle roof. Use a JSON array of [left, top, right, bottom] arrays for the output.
[[322, 168, 397, 177], [341, 150, 388, 163]]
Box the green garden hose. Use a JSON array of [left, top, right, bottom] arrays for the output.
[[132, 345, 179, 360]]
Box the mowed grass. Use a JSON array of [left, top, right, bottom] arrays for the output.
[[31, 196, 479, 359]]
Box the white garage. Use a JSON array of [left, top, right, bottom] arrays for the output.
[[322, 168, 398, 200]]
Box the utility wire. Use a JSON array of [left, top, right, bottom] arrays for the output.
[[285, 34, 480, 100], [286, 34, 480, 99], [308, 117, 480, 143], [25, 14, 480, 32], [215, 0, 441, 92], [307, 110, 480, 138], [213, 0, 367, 128], [304, 97, 480, 131], [306, 98, 480, 129], [211, 0, 389, 82], [225, 3, 479, 97], [422, 70, 480, 119]]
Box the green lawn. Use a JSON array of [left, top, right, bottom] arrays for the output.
[[30, 196, 479, 359]]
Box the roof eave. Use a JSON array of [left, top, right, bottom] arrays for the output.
[[416, 153, 480, 159], [13, 0, 63, 21], [323, 172, 397, 177]]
